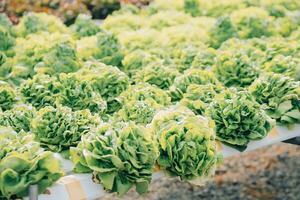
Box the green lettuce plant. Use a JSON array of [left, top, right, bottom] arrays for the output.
[[169, 69, 222, 101], [0, 126, 63, 199], [207, 88, 275, 150], [209, 16, 237, 48], [15, 12, 68, 37], [71, 122, 158, 196], [122, 50, 165, 76], [113, 100, 156, 125], [170, 45, 207, 72], [113, 83, 171, 124], [249, 73, 300, 125], [78, 61, 130, 113], [119, 83, 171, 109], [0, 104, 36, 132], [20, 74, 60, 109], [70, 14, 102, 38], [57, 73, 107, 114], [230, 7, 275, 38], [0, 26, 15, 55], [34, 41, 81, 75], [263, 55, 300, 81], [7, 32, 76, 84], [134, 63, 179, 90], [31, 106, 100, 153], [151, 106, 221, 180], [0, 82, 16, 111], [212, 50, 260, 87], [0, 14, 14, 35], [180, 84, 221, 115]]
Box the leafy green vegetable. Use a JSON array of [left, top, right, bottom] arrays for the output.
[[170, 45, 208, 72], [180, 84, 221, 115], [78, 61, 129, 113], [207, 88, 274, 150], [0, 26, 15, 56], [6, 32, 76, 84], [209, 16, 237, 48], [57, 73, 107, 114], [249, 73, 300, 125], [113, 83, 171, 124], [20, 74, 60, 109], [70, 14, 102, 38], [31, 106, 100, 153], [230, 7, 275, 38], [113, 100, 156, 125], [71, 122, 158, 196], [263, 55, 300, 81], [212, 50, 260, 87], [134, 63, 179, 90], [122, 49, 165, 76], [0, 14, 14, 35], [151, 106, 221, 180], [0, 81, 16, 111], [0, 104, 36, 132], [34, 41, 81, 75], [15, 12, 68, 37], [169, 69, 222, 101], [119, 83, 171, 108], [0, 126, 63, 199]]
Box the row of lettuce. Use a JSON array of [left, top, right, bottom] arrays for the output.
[[0, 0, 300, 198]]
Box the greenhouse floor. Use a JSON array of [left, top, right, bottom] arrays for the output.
[[103, 143, 300, 200]]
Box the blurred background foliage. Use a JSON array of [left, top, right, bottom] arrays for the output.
[[0, 0, 152, 24]]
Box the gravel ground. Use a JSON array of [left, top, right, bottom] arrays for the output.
[[102, 143, 300, 200]]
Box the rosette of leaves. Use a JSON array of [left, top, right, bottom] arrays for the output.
[[31, 106, 100, 153], [34, 41, 81, 75], [151, 106, 220, 180], [20, 74, 60, 109], [119, 83, 171, 109], [263, 55, 300, 81], [94, 31, 124, 67], [184, 0, 201, 17], [0, 25, 15, 56], [134, 63, 179, 90], [249, 73, 300, 125], [57, 73, 107, 114], [219, 38, 267, 65], [207, 89, 274, 151], [171, 44, 211, 72], [121, 50, 164, 76], [0, 14, 14, 35], [190, 48, 217, 70], [169, 69, 221, 102], [180, 84, 221, 115], [15, 12, 68, 37], [0, 127, 63, 199], [0, 81, 16, 112], [148, 11, 191, 30], [0, 104, 36, 132], [114, 84, 171, 124], [70, 14, 102, 38], [70, 122, 158, 196], [209, 16, 237, 48], [76, 31, 123, 67], [8, 32, 75, 84], [230, 7, 275, 39], [78, 61, 130, 113], [113, 100, 156, 125], [212, 51, 260, 87]]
